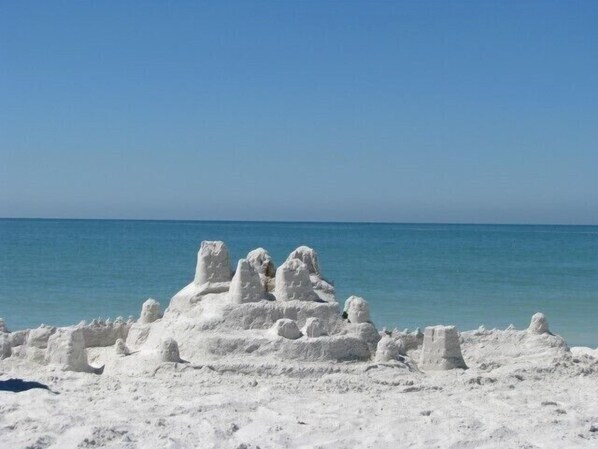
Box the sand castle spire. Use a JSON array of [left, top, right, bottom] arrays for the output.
[[528, 312, 549, 335], [140, 298, 162, 324], [286, 245, 321, 276], [274, 259, 319, 301], [246, 248, 276, 278], [229, 258, 267, 304], [194, 241, 232, 285], [345, 296, 371, 323]]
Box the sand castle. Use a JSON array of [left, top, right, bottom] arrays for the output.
[[0, 241, 574, 376], [132, 242, 378, 364]]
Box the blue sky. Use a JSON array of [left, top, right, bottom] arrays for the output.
[[1, 1, 597, 224]]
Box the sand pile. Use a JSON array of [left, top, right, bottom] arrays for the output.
[[113, 242, 389, 369]]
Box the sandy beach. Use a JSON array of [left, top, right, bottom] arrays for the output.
[[2, 243, 598, 449]]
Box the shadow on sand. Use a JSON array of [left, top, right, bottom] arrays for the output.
[[0, 378, 59, 394]]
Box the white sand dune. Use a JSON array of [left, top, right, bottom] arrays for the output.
[[1, 242, 597, 448]]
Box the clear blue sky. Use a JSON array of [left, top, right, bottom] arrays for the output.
[[1, 1, 597, 224]]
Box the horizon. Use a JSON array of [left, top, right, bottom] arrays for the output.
[[2, 2, 597, 224], [2, 215, 598, 227]]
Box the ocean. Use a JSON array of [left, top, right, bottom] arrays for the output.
[[1, 219, 597, 346]]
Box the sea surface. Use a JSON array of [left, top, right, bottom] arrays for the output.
[[1, 219, 597, 346]]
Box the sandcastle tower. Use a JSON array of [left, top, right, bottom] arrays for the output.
[[194, 241, 231, 285], [246, 248, 276, 278], [287, 246, 335, 295], [419, 325, 467, 370], [528, 312, 549, 335], [140, 298, 161, 324], [126, 298, 162, 350], [345, 296, 371, 323], [46, 328, 99, 373], [246, 248, 276, 291], [228, 259, 267, 304], [274, 259, 319, 301], [286, 246, 321, 276]]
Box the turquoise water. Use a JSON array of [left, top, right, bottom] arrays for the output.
[[1, 219, 597, 346]]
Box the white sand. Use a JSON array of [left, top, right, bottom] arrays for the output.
[[2, 242, 598, 448]]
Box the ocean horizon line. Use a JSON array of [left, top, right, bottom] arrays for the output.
[[1, 216, 597, 228]]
